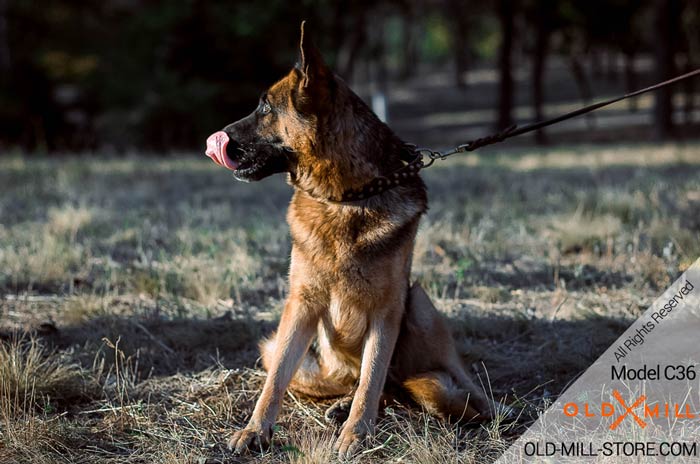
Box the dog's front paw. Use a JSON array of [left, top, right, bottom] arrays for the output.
[[333, 420, 370, 459], [228, 423, 273, 454]]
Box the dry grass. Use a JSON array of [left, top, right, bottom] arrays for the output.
[[0, 143, 698, 462], [0, 337, 88, 416], [0, 336, 92, 463]]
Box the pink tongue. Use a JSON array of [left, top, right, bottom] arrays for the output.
[[205, 131, 239, 170]]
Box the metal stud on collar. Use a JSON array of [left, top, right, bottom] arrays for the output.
[[336, 147, 426, 202]]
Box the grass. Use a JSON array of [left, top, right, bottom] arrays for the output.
[[0, 142, 699, 462]]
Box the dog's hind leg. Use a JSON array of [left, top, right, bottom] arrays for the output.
[[391, 283, 496, 423], [324, 392, 354, 424], [260, 334, 352, 399]]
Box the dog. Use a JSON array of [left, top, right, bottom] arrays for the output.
[[205, 22, 495, 458]]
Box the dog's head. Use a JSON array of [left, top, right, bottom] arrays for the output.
[[205, 21, 339, 183]]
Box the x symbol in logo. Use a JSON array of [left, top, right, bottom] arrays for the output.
[[609, 389, 647, 430]]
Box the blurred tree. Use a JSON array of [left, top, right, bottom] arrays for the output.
[[558, 8, 597, 124], [524, 0, 562, 144], [653, 0, 681, 140], [1, 2, 68, 151], [397, 0, 420, 80], [334, 0, 371, 80], [0, 0, 355, 152], [618, 2, 646, 113], [0, 0, 8, 72], [524, 0, 558, 144], [576, 0, 648, 110], [0, 0, 696, 152], [446, 0, 470, 88], [680, 1, 699, 124], [496, 0, 514, 129]]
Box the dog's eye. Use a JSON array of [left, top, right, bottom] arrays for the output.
[[260, 101, 272, 115]]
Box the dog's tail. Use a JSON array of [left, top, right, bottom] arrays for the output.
[[403, 371, 492, 423]]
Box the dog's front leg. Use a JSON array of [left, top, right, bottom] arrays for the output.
[[229, 294, 318, 454], [334, 310, 401, 458]]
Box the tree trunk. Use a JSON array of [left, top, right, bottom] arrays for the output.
[[398, 4, 419, 81], [448, 0, 469, 88], [532, 15, 550, 144], [683, 55, 695, 125], [0, 0, 9, 72], [570, 54, 596, 128], [330, 0, 349, 66], [338, 10, 368, 81], [497, 0, 514, 130], [368, 15, 389, 122], [623, 51, 638, 112], [653, 0, 679, 140], [604, 50, 618, 82]]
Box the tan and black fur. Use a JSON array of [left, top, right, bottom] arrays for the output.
[[220, 23, 495, 458]]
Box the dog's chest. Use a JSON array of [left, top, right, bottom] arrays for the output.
[[287, 198, 419, 268], [319, 296, 369, 356]]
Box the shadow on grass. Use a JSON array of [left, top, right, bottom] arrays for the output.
[[9, 307, 631, 413], [11, 313, 274, 377], [455, 312, 631, 396], [456, 260, 634, 290]]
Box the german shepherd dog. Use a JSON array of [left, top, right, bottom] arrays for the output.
[[205, 23, 495, 458]]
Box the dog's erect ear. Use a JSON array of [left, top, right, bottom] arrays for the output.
[[297, 21, 329, 89]]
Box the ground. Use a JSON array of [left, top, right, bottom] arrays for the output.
[[1, 143, 699, 463]]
